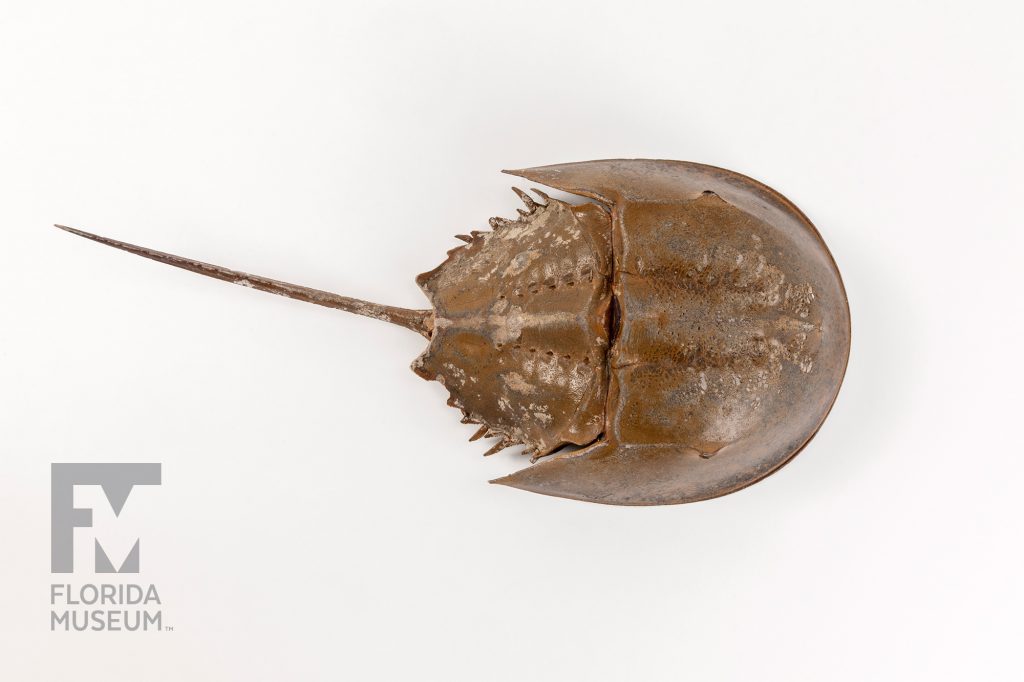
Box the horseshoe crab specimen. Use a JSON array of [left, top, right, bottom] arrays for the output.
[[55, 159, 850, 505]]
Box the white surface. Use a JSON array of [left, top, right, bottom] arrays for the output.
[[1, 1, 1021, 679]]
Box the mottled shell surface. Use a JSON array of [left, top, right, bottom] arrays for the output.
[[413, 194, 613, 460], [419, 160, 850, 505]]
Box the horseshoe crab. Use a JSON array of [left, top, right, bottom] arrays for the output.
[[55, 159, 850, 505]]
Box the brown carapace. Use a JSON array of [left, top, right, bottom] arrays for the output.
[[56, 159, 850, 505]]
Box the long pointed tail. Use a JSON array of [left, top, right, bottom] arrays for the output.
[[54, 225, 433, 338]]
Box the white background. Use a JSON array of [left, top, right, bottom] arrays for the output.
[[1, 1, 1021, 679]]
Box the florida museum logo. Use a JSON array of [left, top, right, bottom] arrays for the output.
[[50, 463, 166, 632]]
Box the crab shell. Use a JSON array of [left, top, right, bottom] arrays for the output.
[[414, 159, 850, 505]]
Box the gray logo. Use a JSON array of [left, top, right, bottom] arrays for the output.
[[51, 463, 161, 573]]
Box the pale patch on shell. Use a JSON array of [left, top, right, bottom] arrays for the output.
[[504, 372, 535, 394], [502, 250, 541, 277]]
